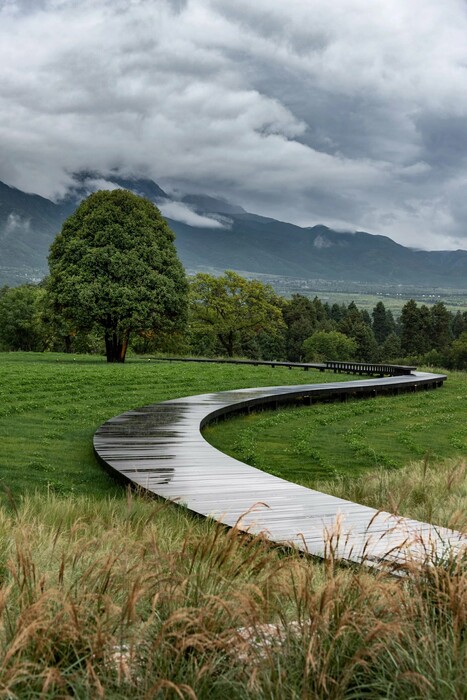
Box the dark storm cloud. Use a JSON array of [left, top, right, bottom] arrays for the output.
[[2, 0, 467, 248]]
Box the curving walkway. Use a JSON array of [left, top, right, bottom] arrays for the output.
[[94, 369, 466, 571]]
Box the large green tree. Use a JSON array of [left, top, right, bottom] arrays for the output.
[[189, 271, 284, 357], [47, 190, 188, 362]]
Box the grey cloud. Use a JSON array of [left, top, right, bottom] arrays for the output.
[[214, 2, 330, 57], [2, 0, 467, 249], [414, 114, 467, 169]]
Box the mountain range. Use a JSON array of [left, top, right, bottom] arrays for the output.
[[2, 173, 467, 290]]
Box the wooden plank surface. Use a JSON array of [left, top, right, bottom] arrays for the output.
[[94, 369, 466, 571]]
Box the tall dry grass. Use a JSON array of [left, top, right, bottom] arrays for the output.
[[0, 488, 464, 698], [316, 456, 467, 532]]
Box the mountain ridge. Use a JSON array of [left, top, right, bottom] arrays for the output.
[[1, 174, 467, 289]]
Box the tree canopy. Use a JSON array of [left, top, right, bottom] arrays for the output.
[[338, 302, 377, 361], [302, 330, 357, 362], [189, 271, 284, 357], [282, 294, 319, 361], [0, 284, 45, 351], [47, 189, 188, 362], [372, 301, 396, 344]]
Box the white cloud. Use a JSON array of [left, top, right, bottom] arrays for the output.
[[5, 212, 30, 233], [158, 200, 227, 228], [80, 178, 123, 194]]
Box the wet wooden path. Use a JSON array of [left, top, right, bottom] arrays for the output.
[[94, 369, 466, 571]]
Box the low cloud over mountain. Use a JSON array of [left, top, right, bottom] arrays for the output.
[[3, 174, 467, 290]]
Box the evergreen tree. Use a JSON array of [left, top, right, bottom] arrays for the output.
[[337, 301, 377, 360], [372, 301, 396, 344], [400, 300, 431, 355], [330, 303, 346, 323], [338, 301, 364, 336], [361, 309, 372, 326], [451, 311, 466, 339], [419, 305, 432, 353], [380, 332, 402, 361], [282, 294, 318, 361], [349, 322, 378, 361], [429, 302, 452, 351], [311, 296, 329, 324]]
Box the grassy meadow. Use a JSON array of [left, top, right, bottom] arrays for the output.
[[0, 353, 465, 698], [205, 371, 467, 530], [0, 352, 338, 500]]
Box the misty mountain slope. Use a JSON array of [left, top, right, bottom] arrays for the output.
[[2, 175, 467, 289], [0, 181, 65, 281], [171, 212, 467, 286], [180, 194, 246, 215]]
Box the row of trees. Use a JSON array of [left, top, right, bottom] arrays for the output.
[[189, 282, 467, 368], [2, 272, 467, 368], [1, 188, 467, 368]]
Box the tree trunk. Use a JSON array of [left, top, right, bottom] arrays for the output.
[[105, 329, 130, 363], [226, 331, 234, 357], [219, 331, 235, 357]]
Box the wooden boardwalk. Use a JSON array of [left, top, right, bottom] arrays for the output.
[[94, 369, 466, 571]]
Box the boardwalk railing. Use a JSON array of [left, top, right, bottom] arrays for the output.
[[94, 370, 466, 572], [325, 361, 415, 376], [152, 356, 417, 377]]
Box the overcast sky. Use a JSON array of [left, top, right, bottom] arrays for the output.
[[2, 0, 467, 249]]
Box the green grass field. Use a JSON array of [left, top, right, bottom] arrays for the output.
[[205, 371, 467, 484], [205, 370, 467, 529], [0, 352, 349, 500], [0, 353, 465, 698]]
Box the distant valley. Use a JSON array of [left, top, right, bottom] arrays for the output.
[[2, 174, 467, 293]]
